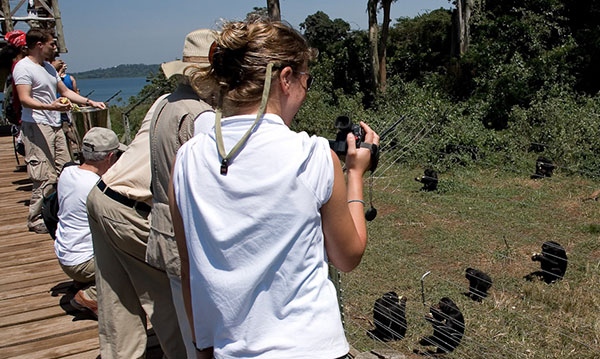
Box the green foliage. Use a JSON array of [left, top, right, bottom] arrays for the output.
[[508, 88, 600, 178], [135, 70, 177, 103], [72, 64, 160, 79], [300, 11, 350, 54], [246, 7, 268, 20], [388, 9, 452, 82], [456, 0, 584, 129], [300, 12, 374, 104], [105, 4, 600, 178], [109, 71, 177, 140]]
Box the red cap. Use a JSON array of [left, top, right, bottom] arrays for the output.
[[5, 30, 26, 48]]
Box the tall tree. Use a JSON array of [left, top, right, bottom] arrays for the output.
[[378, 0, 394, 92], [367, 0, 380, 92], [368, 0, 396, 93], [267, 0, 281, 21], [450, 0, 474, 56]]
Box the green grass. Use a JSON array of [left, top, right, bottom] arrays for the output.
[[343, 166, 600, 358]]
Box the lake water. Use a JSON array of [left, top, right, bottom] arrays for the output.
[[76, 77, 148, 105], [0, 77, 147, 106]]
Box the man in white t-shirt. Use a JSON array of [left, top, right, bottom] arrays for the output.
[[55, 127, 126, 318], [13, 28, 105, 233]]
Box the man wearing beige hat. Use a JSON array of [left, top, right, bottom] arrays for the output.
[[86, 29, 216, 359], [86, 92, 187, 358], [54, 127, 126, 318], [147, 29, 216, 358]]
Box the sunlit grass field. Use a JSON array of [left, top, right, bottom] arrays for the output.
[[343, 166, 600, 358]]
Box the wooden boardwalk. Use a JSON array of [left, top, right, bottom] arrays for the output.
[[0, 134, 100, 359], [0, 133, 163, 358]]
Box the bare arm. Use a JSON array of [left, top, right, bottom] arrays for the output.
[[16, 84, 71, 112], [168, 166, 214, 359], [57, 81, 105, 109], [70, 75, 79, 94], [168, 168, 195, 340], [321, 121, 379, 272]]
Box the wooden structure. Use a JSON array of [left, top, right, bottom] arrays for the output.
[[0, 135, 163, 358], [0, 0, 67, 53], [0, 135, 99, 358]]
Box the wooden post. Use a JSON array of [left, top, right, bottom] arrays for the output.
[[50, 0, 67, 53], [1, 0, 14, 32]]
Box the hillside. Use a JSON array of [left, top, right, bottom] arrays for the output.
[[72, 64, 160, 79]]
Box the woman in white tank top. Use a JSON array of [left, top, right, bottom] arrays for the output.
[[169, 20, 379, 359]]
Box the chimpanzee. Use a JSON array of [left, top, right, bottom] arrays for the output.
[[417, 297, 464, 354], [531, 156, 556, 179], [368, 291, 407, 341], [463, 268, 492, 302], [415, 169, 438, 191], [524, 241, 568, 283]]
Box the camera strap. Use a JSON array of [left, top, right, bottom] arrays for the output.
[[214, 63, 275, 175], [359, 142, 379, 172]]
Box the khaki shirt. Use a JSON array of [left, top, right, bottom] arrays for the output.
[[101, 94, 169, 205]]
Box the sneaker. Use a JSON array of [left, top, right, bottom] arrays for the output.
[[28, 223, 48, 234], [70, 290, 98, 318]]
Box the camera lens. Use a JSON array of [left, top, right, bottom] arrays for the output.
[[334, 116, 351, 130]]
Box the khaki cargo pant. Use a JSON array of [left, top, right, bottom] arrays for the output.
[[59, 258, 97, 301], [86, 185, 186, 359], [21, 121, 70, 229]]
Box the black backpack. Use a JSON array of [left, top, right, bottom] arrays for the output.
[[42, 162, 78, 239], [3, 74, 20, 126]]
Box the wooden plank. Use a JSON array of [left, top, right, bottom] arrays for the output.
[[0, 236, 49, 250], [0, 315, 97, 348], [0, 244, 55, 259], [0, 327, 98, 359], [0, 260, 64, 286], [0, 272, 68, 293], [0, 223, 36, 235], [0, 291, 59, 317], [0, 275, 71, 301], [0, 248, 57, 268], [0, 305, 65, 328], [0, 135, 100, 358], [58, 348, 100, 359]]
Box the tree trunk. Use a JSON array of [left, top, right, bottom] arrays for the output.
[[267, 0, 281, 21], [368, 0, 380, 91], [451, 0, 474, 56], [378, 0, 393, 92], [461, 0, 474, 54]]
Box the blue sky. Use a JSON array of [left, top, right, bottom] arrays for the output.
[[53, 0, 452, 73]]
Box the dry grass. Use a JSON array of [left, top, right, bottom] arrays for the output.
[[342, 167, 600, 358]]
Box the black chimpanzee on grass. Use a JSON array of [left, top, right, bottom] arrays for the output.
[[524, 241, 568, 283], [368, 291, 407, 341], [463, 268, 493, 302], [531, 156, 556, 179], [416, 297, 464, 355], [415, 169, 438, 191]]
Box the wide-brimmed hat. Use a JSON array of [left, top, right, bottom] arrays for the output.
[[161, 29, 216, 79], [82, 127, 128, 153]]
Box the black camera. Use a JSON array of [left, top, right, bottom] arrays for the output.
[[328, 115, 379, 173], [328, 115, 365, 156]]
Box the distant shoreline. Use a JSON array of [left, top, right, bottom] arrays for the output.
[[72, 64, 160, 80]]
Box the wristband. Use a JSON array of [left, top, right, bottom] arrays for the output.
[[85, 98, 91, 106], [348, 199, 366, 206]]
